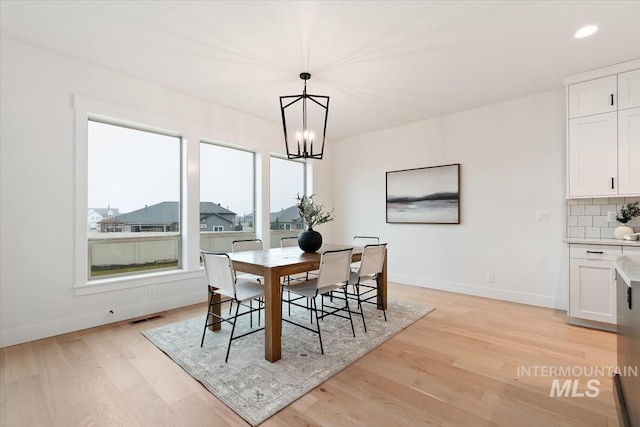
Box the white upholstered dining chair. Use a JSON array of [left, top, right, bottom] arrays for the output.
[[351, 236, 380, 271], [199, 250, 264, 363], [347, 243, 387, 332], [282, 248, 355, 354], [232, 239, 264, 279], [280, 236, 310, 316]]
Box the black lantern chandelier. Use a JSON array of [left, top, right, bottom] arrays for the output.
[[280, 72, 329, 160]]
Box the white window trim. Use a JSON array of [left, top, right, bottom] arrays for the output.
[[269, 154, 308, 231], [73, 95, 186, 295], [200, 138, 257, 238]]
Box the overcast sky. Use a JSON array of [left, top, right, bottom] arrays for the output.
[[88, 121, 304, 215]]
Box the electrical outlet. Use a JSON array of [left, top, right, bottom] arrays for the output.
[[148, 285, 156, 295], [487, 273, 495, 284], [536, 211, 550, 222], [608, 211, 617, 222]]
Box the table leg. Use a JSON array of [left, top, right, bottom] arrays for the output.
[[208, 289, 221, 331], [264, 268, 282, 362], [378, 251, 388, 310]]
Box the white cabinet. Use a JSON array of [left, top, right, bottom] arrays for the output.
[[567, 65, 640, 197], [618, 107, 640, 195], [568, 112, 618, 196], [618, 69, 640, 110], [569, 75, 616, 118], [569, 244, 620, 325]]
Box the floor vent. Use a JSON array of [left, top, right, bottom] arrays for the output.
[[129, 314, 164, 325]]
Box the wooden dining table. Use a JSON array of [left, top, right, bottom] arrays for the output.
[[217, 243, 387, 362]]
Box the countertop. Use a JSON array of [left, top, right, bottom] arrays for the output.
[[615, 255, 640, 288], [564, 237, 640, 247]]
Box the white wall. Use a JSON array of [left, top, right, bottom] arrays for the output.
[[0, 36, 568, 348], [333, 89, 568, 309], [0, 38, 334, 347]]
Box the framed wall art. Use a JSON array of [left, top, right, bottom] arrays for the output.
[[386, 163, 460, 224]]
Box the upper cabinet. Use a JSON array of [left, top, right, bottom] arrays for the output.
[[566, 61, 640, 198], [618, 106, 640, 195], [568, 112, 618, 196], [618, 69, 640, 110], [569, 75, 617, 118]]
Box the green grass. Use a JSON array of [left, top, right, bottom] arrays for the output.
[[91, 261, 179, 277]]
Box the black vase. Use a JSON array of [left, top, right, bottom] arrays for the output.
[[298, 228, 323, 253]]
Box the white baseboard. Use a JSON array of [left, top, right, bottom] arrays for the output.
[[389, 273, 567, 311], [0, 291, 206, 348], [2, 275, 567, 348]]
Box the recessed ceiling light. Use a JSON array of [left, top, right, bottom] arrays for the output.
[[575, 25, 598, 39]]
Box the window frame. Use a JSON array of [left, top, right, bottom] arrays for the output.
[[199, 138, 257, 238], [269, 155, 307, 244], [86, 118, 184, 279], [73, 96, 202, 295]]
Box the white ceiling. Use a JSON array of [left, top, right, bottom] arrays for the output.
[[2, 1, 639, 141]]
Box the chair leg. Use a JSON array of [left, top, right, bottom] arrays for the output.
[[280, 285, 284, 315], [225, 301, 241, 363], [258, 297, 262, 326], [377, 276, 387, 322], [311, 297, 324, 355], [356, 281, 367, 333], [343, 287, 356, 337], [201, 289, 215, 347]]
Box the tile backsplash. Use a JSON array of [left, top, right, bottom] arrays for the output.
[[567, 197, 640, 238]]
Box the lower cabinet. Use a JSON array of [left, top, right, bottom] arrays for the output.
[[569, 244, 620, 325]]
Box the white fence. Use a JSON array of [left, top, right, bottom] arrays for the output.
[[88, 230, 302, 278]]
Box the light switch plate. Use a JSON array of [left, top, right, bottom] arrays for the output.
[[536, 211, 550, 222]]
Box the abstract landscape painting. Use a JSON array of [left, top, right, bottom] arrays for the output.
[[386, 163, 460, 224]]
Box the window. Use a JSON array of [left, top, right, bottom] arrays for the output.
[[87, 120, 182, 279], [200, 142, 255, 252], [270, 156, 305, 247]]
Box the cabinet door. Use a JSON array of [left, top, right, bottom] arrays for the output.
[[569, 259, 616, 324], [618, 69, 640, 110], [569, 75, 617, 118], [618, 107, 640, 196], [568, 112, 618, 196]]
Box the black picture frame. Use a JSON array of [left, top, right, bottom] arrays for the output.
[[386, 163, 460, 224]]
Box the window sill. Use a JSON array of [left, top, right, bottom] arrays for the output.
[[74, 268, 204, 296]]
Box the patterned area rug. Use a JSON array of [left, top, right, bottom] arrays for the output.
[[142, 298, 434, 426]]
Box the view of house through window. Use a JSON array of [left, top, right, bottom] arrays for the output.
[[87, 120, 182, 279], [199, 142, 255, 253], [270, 156, 305, 247]]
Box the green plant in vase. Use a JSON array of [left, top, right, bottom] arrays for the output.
[[614, 201, 640, 240], [616, 201, 640, 224], [295, 194, 335, 252]]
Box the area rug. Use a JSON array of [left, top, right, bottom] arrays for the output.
[[142, 298, 434, 426]]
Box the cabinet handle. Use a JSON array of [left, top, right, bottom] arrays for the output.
[[611, 177, 615, 189], [586, 251, 604, 254], [628, 287, 632, 310], [610, 93, 614, 106]]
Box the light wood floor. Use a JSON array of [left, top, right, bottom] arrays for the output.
[[0, 283, 618, 426]]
